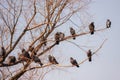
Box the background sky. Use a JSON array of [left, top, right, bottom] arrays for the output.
[[1, 0, 119, 80], [47, 0, 120, 80]]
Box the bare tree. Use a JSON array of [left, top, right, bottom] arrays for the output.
[[0, 0, 110, 80]]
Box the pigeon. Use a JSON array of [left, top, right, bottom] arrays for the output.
[[59, 32, 65, 40], [55, 32, 60, 44], [22, 49, 31, 59], [0, 47, 6, 57], [70, 27, 76, 39], [48, 55, 58, 64], [70, 57, 79, 67], [106, 19, 111, 28], [89, 22, 95, 35], [87, 49, 92, 62], [32, 55, 43, 66], [8, 56, 16, 64], [18, 49, 31, 61]]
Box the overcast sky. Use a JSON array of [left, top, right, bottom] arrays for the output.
[[47, 0, 120, 80]]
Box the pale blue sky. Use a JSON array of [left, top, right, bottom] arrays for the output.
[[47, 0, 120, 80]]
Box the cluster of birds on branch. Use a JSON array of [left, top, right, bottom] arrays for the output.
[[54, 19, 111, 45], [0, 47, 92, 68], [89, 19, 111, 35], [0, 19, 111, 67]]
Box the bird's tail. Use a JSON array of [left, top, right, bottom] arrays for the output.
[[73, 37, 76, 40], [91, 31, 94, 35], [89, 57, 92, 62], [76, 64, 79, 67], [39, 62, 43, 66], [56, 41, 59, 44], [54, 60, 59, 64]]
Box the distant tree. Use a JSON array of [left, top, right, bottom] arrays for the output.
[[0, 0, 109, 80]]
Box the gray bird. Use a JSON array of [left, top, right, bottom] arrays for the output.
[[87, 49, 92, 62], [70, 57, 79, 67], [8, 56, 16, 64], [59, 32, 65, 40], [55, 32, 60, 44], [106, 19, 111, 28], [48, 55, 58, 64], [32, 55, 43, 66], [70, 27, 76, 39], [89, 22, 95, 35], [0, 47, 6, 57]]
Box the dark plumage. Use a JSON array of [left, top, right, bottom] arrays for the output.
[[55, 32, 60, 44], [22, 49, 31, 59], [70, 27, 76, 39], [0, 47, 6, 57], [48, 55, 58, 64], [8, 56, 16, 64], [106, 19, 111, 28], [89, 22, 95, 35], [70, 57, 79, 67], [19, 49, 31, 61], [87, 50, 92, 62], [32, 55, 43, 66]]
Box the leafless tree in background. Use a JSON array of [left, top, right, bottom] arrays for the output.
[[0, 0, 109, 80]]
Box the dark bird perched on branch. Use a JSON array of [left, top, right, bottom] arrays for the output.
[[106, 19, 111, 28], [70, 57, 79, 67], [22, 49, 31, 59], [32, 55, 43, 66], [55, 32, 60, 45], [18, 49, 31, 61], [87, 49, 92, 62], [59, 32, 65, 40], [8, 56, 16, 64], [70, 27, 76, 39], [89, 22, 95, 35], [0, 47, 6, 57], [48, 55, 58, 64]]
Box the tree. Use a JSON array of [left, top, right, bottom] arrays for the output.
[[0, 0, 109, 80]]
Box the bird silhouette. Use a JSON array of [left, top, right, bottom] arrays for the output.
[[32, 55, 43, 66], [87, 49, 92, 62], [70, 57, 79, 67], [106, 19, 111, 28], [89, 22, 95, 35], [0, 47, 6, 57], [18, 49, 31, 61], [22, 49, 31, 59], [8, 56, 16, 64], [55, 32, 60, 44], [48, 55, 58, 64], [70, 27, 76, 39]]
